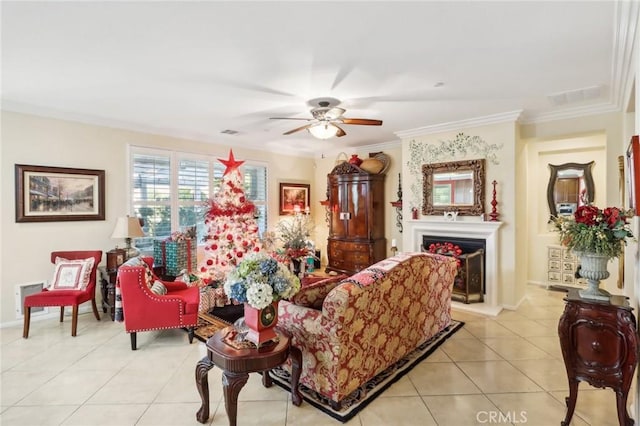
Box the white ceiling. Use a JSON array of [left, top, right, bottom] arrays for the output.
[[1, 1, 637, 157]]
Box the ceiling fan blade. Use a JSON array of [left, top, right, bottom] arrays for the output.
[[334, 124, 346, 137], [341, 118, 383, 126], [283, 123, 314, 135], [270, 117, 312, 121]]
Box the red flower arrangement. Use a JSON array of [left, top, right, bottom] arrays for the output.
[[427, 242, 463, 267], [554, 204, 635, 259]]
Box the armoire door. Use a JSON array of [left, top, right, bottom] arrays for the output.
[[345, 178, 370, 239]]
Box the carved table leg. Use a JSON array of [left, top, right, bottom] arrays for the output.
[[616, 389, 633, 426], [289, 346, 303, 407], [561, 378, 578, 426], [222, 370, 249, 426], [195, 356, 215, 424]]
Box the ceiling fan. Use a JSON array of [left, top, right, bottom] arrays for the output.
[[270, 98, 383, 139]]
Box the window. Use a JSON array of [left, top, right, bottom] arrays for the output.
[[130, 148, 267, 255]]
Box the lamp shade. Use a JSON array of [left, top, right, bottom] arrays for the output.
[[308, 122, 339, 139], [111, 216, 145, 239]]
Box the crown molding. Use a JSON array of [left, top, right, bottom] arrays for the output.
[[611, 0, 639, 111], [394, 110, 523, 139], [520, 102, 621, 124]]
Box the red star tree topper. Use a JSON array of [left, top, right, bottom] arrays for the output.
[[198, 150, 261, 282]]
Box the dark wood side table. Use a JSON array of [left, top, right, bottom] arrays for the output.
[[195, 326, 302, 426], [102, 249, 125, 320], [558, 289, 639, 426]]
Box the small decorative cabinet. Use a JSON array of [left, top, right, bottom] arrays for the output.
[[547, 245, 583, 289], [326, 162, 385, 275], [558, 290, 638, 426]]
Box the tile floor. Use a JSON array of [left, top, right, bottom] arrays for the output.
[[0, 286, 628, 425]]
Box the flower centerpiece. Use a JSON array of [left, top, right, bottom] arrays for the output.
[[553, 205, 634, 259], [275, 213, 315, 274], [224, 252, 301, 310], [224, 252, 301, 346], [553, 204, 635, 300]]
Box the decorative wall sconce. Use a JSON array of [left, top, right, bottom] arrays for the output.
[[320, 185, 331, 226], [390, 173, 403, 233]]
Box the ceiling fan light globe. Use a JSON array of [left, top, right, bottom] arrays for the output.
[[308, 123, 339, 139]]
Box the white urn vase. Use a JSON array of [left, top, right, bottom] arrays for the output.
[[577, 252, 611, 301]]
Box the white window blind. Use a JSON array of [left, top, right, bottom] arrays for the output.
[[132, 153, 171, 253], [130, 148, 267, 255], [178, 158, 210, 242]]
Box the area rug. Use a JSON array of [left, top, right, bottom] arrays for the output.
[[193, 312, 233, 343], [194, 304, 246, 343], [269, 320, 464, 423]]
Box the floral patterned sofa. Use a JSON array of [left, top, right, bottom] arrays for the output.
[[278, 252, 458, 409]]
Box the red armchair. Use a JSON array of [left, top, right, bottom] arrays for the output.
[[117, 257, 200, 350], [23, 250, 103, 338]]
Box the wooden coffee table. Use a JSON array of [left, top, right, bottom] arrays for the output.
[[195, 326, 302, 425]]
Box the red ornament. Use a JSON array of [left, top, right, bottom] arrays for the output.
[[237, 252, 243, 258], [218, 149, 245, 176], [206, 259, 213, 266], [226, 234, 233, 241], [211, 244, 218, 250]]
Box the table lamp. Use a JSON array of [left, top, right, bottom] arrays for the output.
[[111, 216, 145, 259]]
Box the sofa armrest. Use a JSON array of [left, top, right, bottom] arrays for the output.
[[290, 274, 347, 309], [279, 300, 340, 342]]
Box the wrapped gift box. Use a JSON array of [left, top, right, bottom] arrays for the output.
[[153, 239, 197, 276]]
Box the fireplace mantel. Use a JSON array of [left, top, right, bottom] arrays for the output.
[[403, 219, 503, 316]]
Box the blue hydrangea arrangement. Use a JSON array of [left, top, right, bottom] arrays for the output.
[[223, 252, 301, 309]]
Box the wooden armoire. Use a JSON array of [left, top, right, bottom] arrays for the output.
[[326, 162, 386, 275]]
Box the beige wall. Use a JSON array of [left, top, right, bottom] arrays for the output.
[[521, 112, 634, 299], [399, 121, 522, 307], [0, 111, 317, 324], [2, 109, 636, 323]]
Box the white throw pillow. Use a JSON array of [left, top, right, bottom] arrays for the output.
[[50, 257, 95, 291]]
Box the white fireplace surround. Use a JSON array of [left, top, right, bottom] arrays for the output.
[[404, 219, 504, 316]]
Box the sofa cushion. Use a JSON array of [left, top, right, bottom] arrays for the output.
[[169, 287, 200, 315]]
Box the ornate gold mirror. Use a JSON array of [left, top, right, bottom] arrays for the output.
[[547, 161, 595, 219], [422, 159, 486, 215]]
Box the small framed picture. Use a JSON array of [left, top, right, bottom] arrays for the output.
[[279, 183, 310, 215], [15, 164, 106, 222], [627, 135, 639, 214]]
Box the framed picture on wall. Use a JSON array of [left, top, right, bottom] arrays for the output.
[[627, 135, 639, 214], [15, 164, 106, 222], [279, 182, 310, 215]]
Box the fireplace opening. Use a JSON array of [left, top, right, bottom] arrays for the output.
[[422, 235, 486, 303]]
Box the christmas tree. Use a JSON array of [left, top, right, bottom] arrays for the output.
[[198, 150, 261, 283]]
